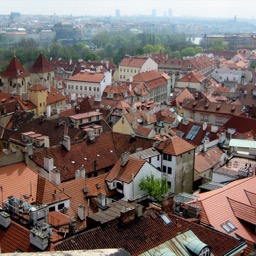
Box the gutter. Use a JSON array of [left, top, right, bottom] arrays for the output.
[[223, 241, 247, 256]]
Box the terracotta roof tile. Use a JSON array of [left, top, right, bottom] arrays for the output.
[[29, 53, 55, 73], [54, 210, 244, 255], [106, 157, 145, 183], [1, 56, 30, 78], [191, 176, 256, 244], [156, 136, 195, 156], [0, 162, 38, 203], [0, 221, 36, 253], [57, 173, 111, 217], [36, 176, 70, 205], [112, 132, 157, 159], [119, 56, 149, 67], [28, 83, 47, 91], [47, 86, 66, 105], [68, 72, 104, 83], [31, 133, 117, 182], [48, 211, 71, 227]]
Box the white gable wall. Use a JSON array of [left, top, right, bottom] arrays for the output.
[[122, 162, 162, 201]]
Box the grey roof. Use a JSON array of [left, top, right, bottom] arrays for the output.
[[130, 147, 160, 160], [174, 193, 199, 204], [199, 181, 225, 191]]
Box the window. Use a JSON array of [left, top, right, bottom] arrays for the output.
[[80, 86, 83, 90], [116, 182, 123, 190], [58, 203, 65, 210], [163, 165, 166, 173], [49, 206, 55, 212], [76, 85, 78, 90], [167, 181, 171, 187], [163, 154, 172, 161], [148, 157, 151, 163], [157, 155, 160, 161], [168, 167, 172, 174], [221, 220, 237, 233], [199, 247, 211, 256], [89, 87, 91, 91]]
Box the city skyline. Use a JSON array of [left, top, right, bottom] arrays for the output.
[[1, 0, 255, 20]]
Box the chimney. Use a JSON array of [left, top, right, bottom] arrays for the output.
[[62, 135, 71, 151], [121, 152, 129, 167], [44, 157, 54, 172], [0, 211, 11, 228], [119, 207, 135, 226], [78, 205, 85, 221], [50, 168, 61, 185], [202, 122, 207, 131], [80, 165, 85, 177], [75, 169, 81, 179]]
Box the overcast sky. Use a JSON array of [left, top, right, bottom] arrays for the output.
[[1, 0, 255, 19]]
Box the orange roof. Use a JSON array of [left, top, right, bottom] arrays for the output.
[[106, 157, 145, 183], [0, 221, 36, 253], [1, 56, 30, 78], [29, 53, 55, 73], [179, 71, 206, 83], [36, 176, 70, 205], [195, 146, 224, 174], [48, 211, 71, 227], [0, 162, 38, 203], [68, 72, 104, 83], [28, 83, 47, 91], [156, 136, 195, 156], [192, 176, 256, 243], [57, 173, 110, 217], [119, 56, 149, 67], [47, 86, 66, 105]]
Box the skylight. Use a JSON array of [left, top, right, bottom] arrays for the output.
[[160, 213, 172, 225], [221, 220, 237, 233]]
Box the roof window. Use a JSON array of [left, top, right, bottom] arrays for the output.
[[221, 220, 237, 233]]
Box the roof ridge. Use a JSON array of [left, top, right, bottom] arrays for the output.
[[199, 176, 256, 202]]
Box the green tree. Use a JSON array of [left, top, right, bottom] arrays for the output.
[[181, 47, 195, 57], [209, 38, 228, 50], [194, 46, 204, 54], [139, 174, 169, 202]]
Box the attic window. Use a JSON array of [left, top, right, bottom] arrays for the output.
[[96, 183, 101, 189]]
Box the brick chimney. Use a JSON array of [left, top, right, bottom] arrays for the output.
[[119, 207, 135, 226]]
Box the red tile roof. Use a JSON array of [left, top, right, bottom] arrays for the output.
[[47, 87, 66, 105], [57, 173, 111, 217], [68, 72, 104, 83], [156, 136, 195, 156], [178, 71, 206, 83], [106, 157, 145, 183], [54, 209, 244, 255], [36, 176, 70, 205], [28, 83, 47, 91], [1, 56, 30, 78], [119, 56, 149, 67], [31, 133, 117, 182], [0, 162, 38, 204], [190, 176, 256, 244], [29, 53, 55, 73], [0, 221, 37, 253], [223, 116, 256, 134]]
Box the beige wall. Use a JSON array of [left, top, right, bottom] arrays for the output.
[[30, 71, 55, 87], [113, 116, 134, 135], [28, 89, 48, 116]]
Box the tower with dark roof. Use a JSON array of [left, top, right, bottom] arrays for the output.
[[29, 53, 55, 89]]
